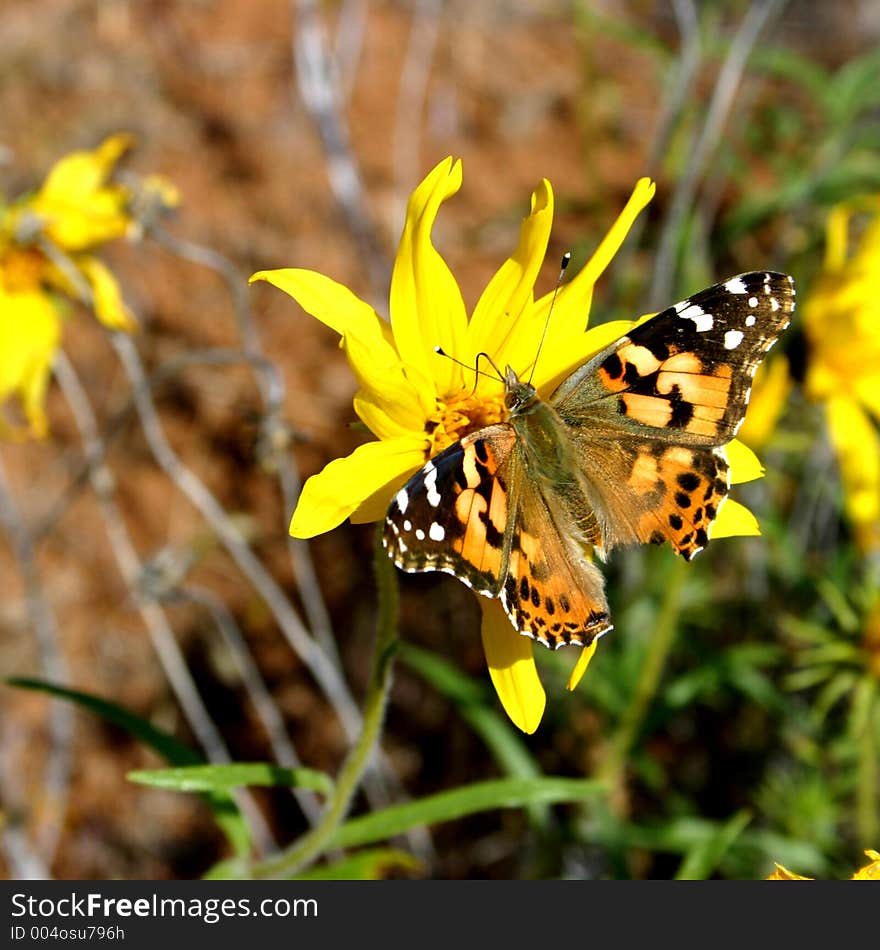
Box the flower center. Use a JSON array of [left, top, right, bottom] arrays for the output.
[[0, 247, 46, 293], [425, 388, 506, 456]]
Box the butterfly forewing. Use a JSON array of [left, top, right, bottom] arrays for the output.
[[553, 271, 795, 446], [383, 427, 518, 596]]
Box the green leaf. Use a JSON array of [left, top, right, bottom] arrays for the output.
[[674, 810, 752, 880], [293, 848, 423, 880], [5, 676, 251, 858], [329, 777, 605, 850], [128, 763, 333, 795]]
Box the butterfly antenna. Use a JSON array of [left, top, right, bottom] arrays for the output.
[[526, 251, 570, 386], [434, 346, 504, 390]]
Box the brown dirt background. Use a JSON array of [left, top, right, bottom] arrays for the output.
[[0, 0, 876, 879]]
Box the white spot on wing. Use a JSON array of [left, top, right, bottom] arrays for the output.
[[724, 277, 748, 294], [724, 329, 744, 349], [395, 488, 408, 514], [745, 314, 756, 327], [770, 297, 779, 311], [415, 528, 425, 541], [403, 519, 412, 532], [748, 296, 758, 308], [429, 522, 445, 542], [424, 466, 441, 508], [678, 303, 713, 332]]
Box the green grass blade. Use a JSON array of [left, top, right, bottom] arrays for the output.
[[674, 810, 752, 880], [329, 776, 605, 850], [128, 763, 333, 795]]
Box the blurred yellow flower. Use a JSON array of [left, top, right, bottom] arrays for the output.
[[253, 158, 766, 732], [768, 849, 880, 880], [0, 134, 142, 438], [803, 198, 880, 555], [736, 355, 792, 452]]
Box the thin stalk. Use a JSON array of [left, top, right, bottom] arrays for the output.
[[855, 684, 878, 849], [250, 531, 400, 878]]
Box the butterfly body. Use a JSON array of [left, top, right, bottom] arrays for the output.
[[383, 272, 795, 649]]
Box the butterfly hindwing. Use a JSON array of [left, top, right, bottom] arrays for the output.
[[563, 433, 730, 559], [500, 488, 611, 648]]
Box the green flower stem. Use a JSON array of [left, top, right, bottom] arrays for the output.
[[250, 530, 399, 879], [856, 682, 878, 848], [598, 555, 687, 805]]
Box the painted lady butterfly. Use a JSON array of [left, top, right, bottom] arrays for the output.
[[383, 272, 794, 649]]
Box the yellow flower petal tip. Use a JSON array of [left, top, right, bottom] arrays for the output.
[[567, 639, 599, 691], [480, 602, 546, 733], [634, 176, 657, 201]]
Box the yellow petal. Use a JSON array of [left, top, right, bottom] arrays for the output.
[[515, 177, 655, 373], [851, 849, 880, 880], [0, 288, 62, 439], [467, 179, 554, 368], [289, 438, 426, 538], [568, 177, 656, 300], [823, 203, 852, 272], [499, 179, 654, 386], [389, 157, 468, 397], [726, 439, 765, 485], [76, 255, 137, 331], [30, 134, 134, 250], [709, 498, 761, 539], [566, 638, 599, 691], [40, 133, 134, 201], [736, 356, 792, 451], [766, 863, 812, 880], [353, 391, 425, 442], [826, 397, 880, 554], [343, 329, 429, 435], [479, 599, 545, 734], [349, 460, 424, 524], [250, 267, 388, 340]]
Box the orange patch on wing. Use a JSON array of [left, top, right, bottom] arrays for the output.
[[454, 488, 504, 579], [461, 443, 483, 488], [619, 343, 663, 376], [598, 341, 663, 394], [634, 446, 727, 559], [620, 393, 673, 427], [657, 369, 732, 412], [487, 476, 508, 536], [627, 452, 661, 492]]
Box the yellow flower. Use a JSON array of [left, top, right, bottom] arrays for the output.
[[0, 135, 142, 437], [803, 198, 880, 555], [252, 158, 765, 732], [767, 849, 880, 880]]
